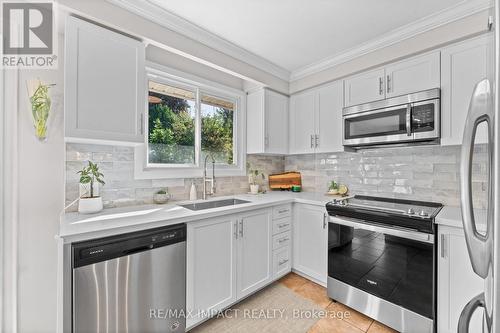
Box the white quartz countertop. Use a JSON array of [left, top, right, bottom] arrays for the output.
[[59, 192, 334, 243], [435, 205, 488, 232]]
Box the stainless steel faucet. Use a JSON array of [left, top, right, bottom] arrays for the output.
[[203, 154, 216, 200]]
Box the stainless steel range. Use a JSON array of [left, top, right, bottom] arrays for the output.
[[326, 195, 443, 333]]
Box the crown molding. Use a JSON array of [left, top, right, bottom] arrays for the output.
[[106, 0, 291, 82], [289, 0, 493, 82]]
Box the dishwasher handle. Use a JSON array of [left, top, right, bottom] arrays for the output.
[[72, 223, 186, 268]]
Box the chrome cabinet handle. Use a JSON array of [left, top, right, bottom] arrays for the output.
[[458, 293, 488, 333], [234, 221, 238, 239], [460, 79, 494, 278], [278, 209, 289, 214], [278, 238, 289, 243], [315, 134, 319, 148], [378, 77, 384, 95], [310, 135, 314, 148], [440, 234, 446, 258], [239, 219, 244, 238], [264, 135, 269, 147], [406, 104, 412, 136], [278, 223, 289, 229], [386, 75, 391, 93], [323, 213, 327, 229]]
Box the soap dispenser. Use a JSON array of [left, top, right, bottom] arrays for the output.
[[189, 182, 197, 201]]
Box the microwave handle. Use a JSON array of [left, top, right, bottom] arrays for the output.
[[406, 104, 412, 136]]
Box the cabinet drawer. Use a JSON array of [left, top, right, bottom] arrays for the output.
[[273, 217, 291, 235], [272, 231, 291, 250], [272, 205, 292, 219], [273, 246, 291, 279]]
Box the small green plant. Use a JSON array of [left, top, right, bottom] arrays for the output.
[[329, 181, 339, 191], [28, 80, 55, 140], [77, 161, 105, 198], [156, 189, 168, 195], [246, 162, 265, 185]]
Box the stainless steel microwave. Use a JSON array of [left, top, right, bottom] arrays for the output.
[[342, 89, 440, 148]]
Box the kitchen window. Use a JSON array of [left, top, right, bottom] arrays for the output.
[[135, 64, 245, 179]]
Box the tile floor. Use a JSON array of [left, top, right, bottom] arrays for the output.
[[279, 273, 398, 333]]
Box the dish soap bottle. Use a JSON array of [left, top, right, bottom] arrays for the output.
[[189, 182, 197, 201]]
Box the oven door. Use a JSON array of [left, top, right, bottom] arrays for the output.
[[328, 215, 435, 320], [411, 98, 440, 141], [343, 104, 412, 146]]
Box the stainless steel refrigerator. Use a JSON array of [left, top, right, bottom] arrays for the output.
[[458, 2, 500, 332]]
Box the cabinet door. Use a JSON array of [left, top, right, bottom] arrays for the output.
[[187, 217, 237, 328], [237, 210, 272, 299], [293, 204, 328, 285], [344, 67, 385, 107], [316, 81, 343, 153], [246, 90, 265, 154], [265, 89, 289, 154], [289, 91, 316, 154], [437, 226, 484, 333], [385, 51, 440, 98], [65, 16, 145, 143], [441, 35, 493, 145]]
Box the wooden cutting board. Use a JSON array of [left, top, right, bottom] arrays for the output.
[[268, 172, 301, 190]]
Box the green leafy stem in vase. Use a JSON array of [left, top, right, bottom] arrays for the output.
[[77, 161, 105, 198], [28, 80, 55, 140]]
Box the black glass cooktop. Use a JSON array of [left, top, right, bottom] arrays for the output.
[[326, 195, 443, 234]]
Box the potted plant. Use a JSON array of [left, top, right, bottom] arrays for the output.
[[328, 180, 339, 195], [154, 188, 171, 204], [77, 161, 105, 214], [247, 163, 265, 194]]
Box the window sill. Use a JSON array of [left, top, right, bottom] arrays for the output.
[[134, 145, 246, 179]]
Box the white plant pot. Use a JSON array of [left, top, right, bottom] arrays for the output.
[[78, 196, 103, 214], [153, 193, 170, 204], [250, 184, 260, 194]]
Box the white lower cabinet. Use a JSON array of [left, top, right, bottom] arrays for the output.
[[187, 208, 273, 329], [237, 210, 273, 299], [292, 204, 328, 285], [186, 216, 237, 328], [437, 225, 485, 333]]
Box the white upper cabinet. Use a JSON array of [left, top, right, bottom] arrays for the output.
[[289, 80, 344, 154], [344, 68, 385, 107], [247, 89, 288, 154], [65, 16, 146, 143], [316, 81, 344, 153], [344, 52, 440, 107], [289, 90, 317, 154], [441, 34, 493, 146], [385, 52, 440, 98]]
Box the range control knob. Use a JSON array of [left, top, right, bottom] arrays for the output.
[[407, 208, 415, 215], [419, 210, 429, 217]]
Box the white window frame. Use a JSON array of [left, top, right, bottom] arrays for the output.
[[134, 62, 246, 179]]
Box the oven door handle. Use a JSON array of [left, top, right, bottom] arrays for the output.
[[328, 215, 434, 244]]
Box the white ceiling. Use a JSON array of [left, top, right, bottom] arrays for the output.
[[147, 0, 465, 72]]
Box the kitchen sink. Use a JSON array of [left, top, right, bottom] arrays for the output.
[[179, 198, 250, 211]]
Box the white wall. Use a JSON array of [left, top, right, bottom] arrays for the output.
[[1, 35, 65, 332], [146, 45, 245, 91], [290, 9, 492, 93]]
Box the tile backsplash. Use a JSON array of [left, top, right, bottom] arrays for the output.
[[285, 145, 489, 209], [65, 143, 284, 210], [66, 143, 489, 210]]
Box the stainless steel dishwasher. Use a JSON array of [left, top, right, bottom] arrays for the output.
[[72, 223, 186, 333]]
